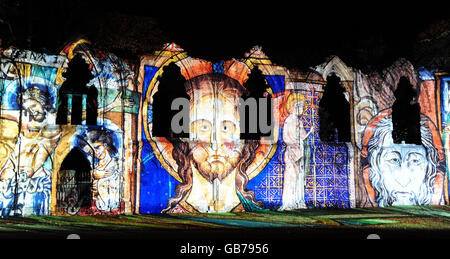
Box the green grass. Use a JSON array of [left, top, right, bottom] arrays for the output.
[[0, 205, 449, 234]]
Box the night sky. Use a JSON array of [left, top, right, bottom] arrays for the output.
[[1, 0, 448, 71], [152, 5, 448, 70]]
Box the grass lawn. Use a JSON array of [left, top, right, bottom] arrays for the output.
[[0, 205, 449, 239]]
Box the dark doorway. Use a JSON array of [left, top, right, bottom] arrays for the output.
[[56, 148, 92, 215]]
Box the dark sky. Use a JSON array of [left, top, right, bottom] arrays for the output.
[[149, 3, 448, 70], [108, 1, 449, 69], [1, 0, 448, 70]]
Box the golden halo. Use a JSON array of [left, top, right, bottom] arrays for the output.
[[142, 53, 278, 183], [286, 92, 306, 113]]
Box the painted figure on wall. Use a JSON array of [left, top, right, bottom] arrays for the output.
[[79, 129, 122, 212], [438, 75, 450, 202], [162, 73, 263, 213], [0, 79, 60, 216], [361, 109, 445, 207], [279, 92, 313, 210]]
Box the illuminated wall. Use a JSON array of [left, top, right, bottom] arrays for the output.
[[0, 40, 139, 216], [0, 40, 448, 216], [137, 44, 449, 213], [138, 45, 354, 213], [355, 61, 447, 207]]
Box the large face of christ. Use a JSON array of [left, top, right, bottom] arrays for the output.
[[188, 78, 244, 183]]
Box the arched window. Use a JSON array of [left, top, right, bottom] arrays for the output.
[[86, 86, 98, 125], [56, 54, 94, 125], [151, 63, 189, 138], [241, 66, 272, 140], [56, 90, 68, 125], [319, 74, 351, 142], [392, 77, 421, 145]]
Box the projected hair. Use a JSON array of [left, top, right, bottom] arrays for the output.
[[367, 115, 439, 206], [86, 129, 118, 156]]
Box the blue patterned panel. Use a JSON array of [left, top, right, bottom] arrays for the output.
[[246, 75, 286, 210], [247, 142, 285, 210], [301, 89, 351, 208]]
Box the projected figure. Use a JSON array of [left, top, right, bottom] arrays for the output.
[[0, 80, 129, 216], [162, 74, 262, 213], [279, 93, 313, 210], [80, 129, 121, 212], [361, 110, 445, 207], [0, 85, 60, 216]]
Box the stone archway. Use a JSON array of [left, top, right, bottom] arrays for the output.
[[55, 148, 92, 215]]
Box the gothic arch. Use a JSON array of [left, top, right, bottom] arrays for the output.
[[315, 56, 355, 142], [316, 55, 354, 83], [55, 148, 92, 215]]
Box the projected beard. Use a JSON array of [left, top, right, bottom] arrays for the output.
[[366, 115, 440, 206], [189, 80, 244, 183], [191, 139, 243, 184], [162, 74, 262, 213]]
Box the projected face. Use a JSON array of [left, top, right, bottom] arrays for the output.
[[293, 101, 304, 116], [20, 86, 53, 124], [23, 98, 46, 123], [82, 130, 117, 164], [91, 142, 107, 160], [82, 139, 107, 160], [286, 93, 306, 117], [189, 79, 244, 183], [367, 115, 439, 207], [377, 134, 428, 205]]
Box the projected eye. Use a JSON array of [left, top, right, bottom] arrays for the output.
[[385, 152, 401, 166], [192, 120, 212, 133], [408, 153, 424, 166], [221, 121, 236, 135], [389, 158, 400, 165]]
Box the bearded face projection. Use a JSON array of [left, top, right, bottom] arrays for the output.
[[21, 86, 53, 123], [365, 114, 443, 207], [162, 74, 262, 213], [189, 77, 244, 183]]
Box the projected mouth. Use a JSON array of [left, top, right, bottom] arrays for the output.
[[209, 155, 225, 164], [212, 155, 221, 160], [391, 191, 415, 205]]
